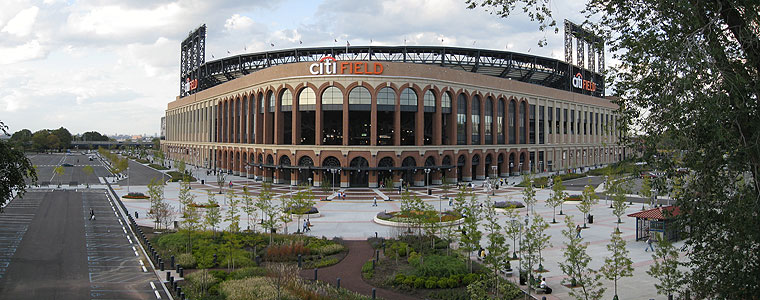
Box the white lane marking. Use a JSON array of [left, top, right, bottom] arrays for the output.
[[150, 282, 156, 289], [135, 251, 139, 257], [142, 266, 148, 272], [139, 259, 144, 266], [154, 290, 161, 299]]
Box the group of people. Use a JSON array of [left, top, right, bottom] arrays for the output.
[[335, 191, 346, 200], [301, 219, 312, 232]]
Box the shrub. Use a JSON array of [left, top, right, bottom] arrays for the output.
[[313, 257, 339, 268], [403, 277, 414, 287], [265, 241, 310, 261], [228, 266, 266, 280], [425, 279, 437, 289], [407, 251, 421, 267], [284, 205, 319, 214], [219, 276, 280, 300], [361, 260, 374, 279], [176, 253, 197, 269], [566, 194, 582, 201], [462, 273, 478, 285], [437, 278, 449, 289], [376, 211, 393, 220], [414, 255, 467, 278], [313, 244, 345, 256], [414, 277, 425, 289], [494, 201, 525, 209], [390, 241, 409, 257], [429, 289, 469, 300], [447, 278, 458, 288], [394, 274, 406, 285], [185, 269, 218, 299], [123, 192, 149, 199], [209, 269, 229, 281]]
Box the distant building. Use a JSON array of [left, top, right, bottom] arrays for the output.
[[160, 116, 166, 140]]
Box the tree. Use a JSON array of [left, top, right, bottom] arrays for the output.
[[204, 191, 221, 233], [647, 235, 684, 300], [266, 263, 298, 300], [521, 174, 537, 213], [51, 127, 72, 150], [454, 186, 482, 272], [289, 184, 315, 233], [559, 215, 606, 300], [177, 160, 187, 181], [0, 121, 37, 211], [578, 182, 599, 228], [466, 1, 760, 296], [146, 178, 167, 229], [53, 165, 65, 187], [521, 213, 551, 295], [503, 204, 522, 259], [9, 129, 32, 150], [216, 171, 227, 194], [241, 186, 255, 231], [601, 229, 634, 300], [611, 179, 629, 225], [545, 176, 566, 223], [225, 189, 240, 233], [640, 175, 653, 208], [31, 130, 50, 152], [483, 200, 509, 297], [177, 179, 192, 216], [82, 165, 94, 188], [182, 199, 202, 254], [81, 131, 109, 142], [255, 183, 279, 245]]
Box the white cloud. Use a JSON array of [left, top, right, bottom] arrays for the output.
[[1, 6, 39, 37], [224, 14, 254, 31], [65, 3, 182, 37], [0, 40, 46, 64]]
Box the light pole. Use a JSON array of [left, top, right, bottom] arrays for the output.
[[424, 168, 431, 194], [245, 165, 251, 180], [127, 166, 130, 193], [509, 162, 514, 177], [511, 218, 518, 259], [606, 175, 611, 208], [329, 168, 338, 193], [519, 162, 523, 175]]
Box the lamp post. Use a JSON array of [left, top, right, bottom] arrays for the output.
[[491, 165, 498, 195], [519, 162, 523, 175], [509, 162, 514, 177], [511, 218, 518, 259], [245, 165, 251, 180], [606, 175, 611, 208], [424, 168, 431, 194], [329, 168, 338, 193]]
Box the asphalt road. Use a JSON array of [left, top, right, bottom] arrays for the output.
[[117, 158, 166, 186], [26, 153, 110, 186], [0, 190, 166, 300]]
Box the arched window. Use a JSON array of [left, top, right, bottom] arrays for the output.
[[268, 91, 275, 112], [258, 92, 264, 114], [400, 88, 417, 111], [497, 99, 505, 144], [457, 94, 467, 145], [349, 86, 371, 110], [441, 92, 452, 113], [471, 95, 480, 144], [423, 90, 435, 112], [321, 86, 342, 110], [509, 100, 516, 144], [280, 89, 293, 111], [298, 88, 316, 111], [377, 87, 395, 111], [484, 97, 493, 144]]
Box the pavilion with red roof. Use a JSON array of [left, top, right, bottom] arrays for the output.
[[628, 206, 682, 242]]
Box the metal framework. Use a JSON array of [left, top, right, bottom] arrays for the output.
[[180, 25, 206, 97], [564, 20, 606, 96], [187, 45, 604, 98]]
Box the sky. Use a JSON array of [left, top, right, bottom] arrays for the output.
[[0, 0, 591, 136]]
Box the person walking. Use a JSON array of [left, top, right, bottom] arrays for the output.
[[645, 236, 655, 252], [575, 224, 582, 238], [302, 219, 309, 233], [372, 196, 378, 207]]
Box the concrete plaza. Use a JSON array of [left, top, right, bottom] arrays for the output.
[[114, 160, 683, 300]]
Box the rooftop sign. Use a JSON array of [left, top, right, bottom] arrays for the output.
[[309, 56, 384, 75]]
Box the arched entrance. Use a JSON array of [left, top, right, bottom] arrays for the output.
[[484, 154, 493, 179], [298, 156, 314, 185], [349, 157, 369, 187], [497, 153, 504, 177], [321, 156, 341, 189], [471, 154, 480, 180], [377, 157, 394, 187], [424, 156, 436, 186], [279, 155, 291, 184], [519, 152, 526, 174], [401, 156, 416, 186], [457, 155, 465, 182], [442, 155, 452, 183], [509, 152, 515, 176], [266, 154, 274, 182]]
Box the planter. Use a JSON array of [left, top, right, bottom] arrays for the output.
[[189, 203, 220, 208], [290, 211, 322, 218], [122, 193, 149, 200], [373, 212, 464, 227]]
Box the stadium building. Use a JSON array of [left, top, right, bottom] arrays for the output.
[[162, 26, 629, 188]]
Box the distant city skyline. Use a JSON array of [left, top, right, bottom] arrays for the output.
[[1, 0, 589, 135]]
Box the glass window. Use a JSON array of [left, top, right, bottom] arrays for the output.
[[547, 106, 553, 134], [484, 97, 492, 144], [298, 88, 316, 111], [268, 92, 275, 112], [472, 96, 480, 144], [280, 89, 292, 111], [377, 87, 395, 109], [509, 100, 516, 144], [400, 88, 417, 106], [423, 90, 436, 112], [457, 94, 467, 145], [497, 99, 504, 143], [348, 86, 371, 105], [321, 86, 343, 106], [442, 92, 452, 109]]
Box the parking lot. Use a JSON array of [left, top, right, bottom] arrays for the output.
[[26, 153, 110, 186], [0, 189, 166, 300]]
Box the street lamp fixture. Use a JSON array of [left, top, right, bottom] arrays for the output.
[[424, 168, 431, 194]]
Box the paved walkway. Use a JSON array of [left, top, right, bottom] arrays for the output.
[[299, 241, 419, 300]]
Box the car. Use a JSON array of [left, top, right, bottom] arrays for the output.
[[62, 163, 74, 167]]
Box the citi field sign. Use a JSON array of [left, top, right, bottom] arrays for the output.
[[571, 72, 597, 92], [309, 56, 384, 75]]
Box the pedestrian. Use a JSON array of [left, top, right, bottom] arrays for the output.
[[645, 236, 654, 252], [229, 181, 233, 189], [302, 219, 309, 233], [575, 224, 582, 238], [342, 193, 346, 200], [448, 197, 453, 206], [373, 196, 378, 207]]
